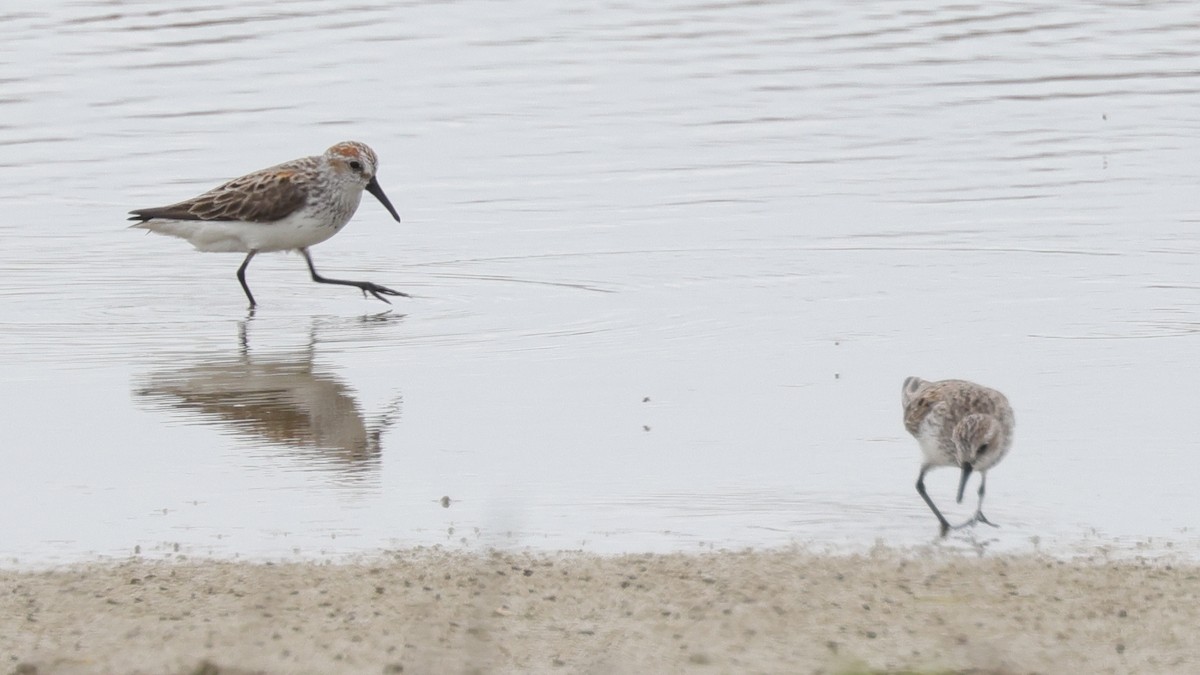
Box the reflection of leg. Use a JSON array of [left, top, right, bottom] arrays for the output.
[[916, 464, 951, 537], [301, 248, 409, 304], [951, 473, 999, 530], [237, 319, 249, 356]]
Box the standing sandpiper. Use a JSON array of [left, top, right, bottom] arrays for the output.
[[129, 141, 406, 309], [902, 376, 1015, 537]]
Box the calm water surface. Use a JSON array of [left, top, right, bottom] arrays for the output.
[[2, 1, 1199, 563]]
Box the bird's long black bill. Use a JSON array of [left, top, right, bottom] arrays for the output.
[[366, 176, 401, 222], [956, 463, 974, 504]]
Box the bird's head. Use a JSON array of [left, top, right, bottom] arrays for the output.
[[952, 413, 1004, 503], [325, 141, 400, 222]]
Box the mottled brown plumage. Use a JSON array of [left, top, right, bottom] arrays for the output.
[[129, 166, 312, 224]]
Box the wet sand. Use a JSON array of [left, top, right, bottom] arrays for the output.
[[3, 547, 1197, 675]]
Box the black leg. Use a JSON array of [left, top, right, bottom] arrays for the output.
[[973, 472, 999, 528], [300, 248, 409, 304], [916, 464, 951, 537], [237, 251, 258, 309]]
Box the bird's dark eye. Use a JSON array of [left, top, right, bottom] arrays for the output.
[[979, 443, 989, 454], [349, 160, 363, 171]]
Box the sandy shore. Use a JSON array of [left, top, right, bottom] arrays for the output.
[[2, 546, 1197, 674]]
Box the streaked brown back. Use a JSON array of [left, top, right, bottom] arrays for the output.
[[128, 162, 311, 224], [902, 378, 1011, 438]]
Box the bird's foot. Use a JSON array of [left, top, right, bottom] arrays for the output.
[[355, 281, 410, 304], [974, 511, 1000, 529], [951, 512, 1000, 531]]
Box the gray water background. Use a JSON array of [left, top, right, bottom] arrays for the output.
[[2, 1, 1199, 563]]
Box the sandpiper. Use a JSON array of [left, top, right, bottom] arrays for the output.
[[902, 376, 1015, 537], [129, 141, 406, 309]]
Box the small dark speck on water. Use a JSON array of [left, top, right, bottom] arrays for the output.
[[642, 425, 651, 432], [440, 496, 451, 508], [642, 396, 650, 402]]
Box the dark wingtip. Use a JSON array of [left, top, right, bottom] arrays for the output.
[[128, 210, 152, 222]]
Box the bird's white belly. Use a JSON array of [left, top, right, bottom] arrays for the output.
[[915, 418, 952, 465], [140, 210, 350, 253]]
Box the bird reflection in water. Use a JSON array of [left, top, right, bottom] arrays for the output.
[[136, 313, 403, 481]]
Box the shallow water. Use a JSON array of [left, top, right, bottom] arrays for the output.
[[2, 1, 1199, 563]]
